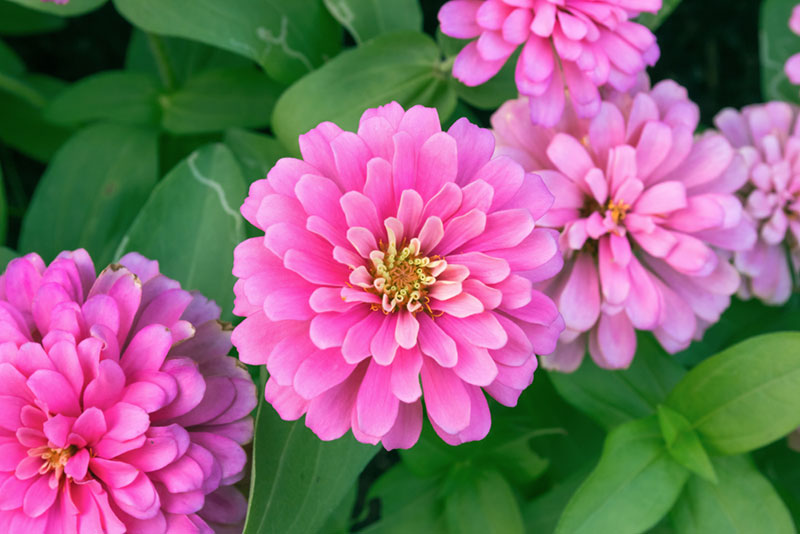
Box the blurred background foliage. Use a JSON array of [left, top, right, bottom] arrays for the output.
[[2, 1, 800, 533]]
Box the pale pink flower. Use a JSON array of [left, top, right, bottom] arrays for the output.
[[786, 5, 800, 84], [715, 102, 800, 304], [232, 102, 564, 447], [438, 0, 661, 127], [492, 80, 756, 371], [0, 250, 256, 533]]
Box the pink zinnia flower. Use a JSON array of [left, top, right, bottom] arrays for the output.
[[232, 102, 564, 447], [438, 0, 661, 127], [492, 80, 756, 371], [715, 102, 800, 304], [0, 250, 256, 533], [786, 5, 800, 85]]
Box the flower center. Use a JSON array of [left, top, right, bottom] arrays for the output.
[[31, 444, 77, 482], [607, 199, 631, 225], [368, 235, 444, 314]]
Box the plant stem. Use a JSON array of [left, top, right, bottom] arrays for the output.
[[146, 33, 177, 91]]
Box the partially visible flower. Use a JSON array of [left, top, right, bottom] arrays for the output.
[[715, 102, 800, 304], [0, 250, 256, 533], [438, 0, 661, 127], [233, 102, 564, 448], [785, 5, 800, 84], [492, 79, 755, 371]]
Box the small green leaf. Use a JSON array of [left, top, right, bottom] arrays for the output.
[[444, 468, 524, 534], [556, 417, 689, 534], [549, 333, 685, 430], [117, 144, 245, 317], [161, 67, 284, 134], [242, 396, 377, 534], [657, 405, 716, 483], [671, 455, 795, 534], [761, 0, 800, 103], [4, 0, 107, 16], [666, 332, 800, 455], [19, 123, 158, 265], [113, 0, 342, 84], [224, 128, 288, 184], [0, 2, 65, 35], [637, 0, 683, 31], [45, 71, 161, 126], [323, 0, 422, 44], [272, 31, 456, 154]]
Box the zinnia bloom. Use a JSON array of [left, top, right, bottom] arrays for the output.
[[0, 250, 256, 533], [438, 0, 661, 127], [492, 80, 755, 371], [785, 5, 800, 84], [715, 102, 800, 304], [232, 102, 564, 447]]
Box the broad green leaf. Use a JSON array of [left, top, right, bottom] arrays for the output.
[[272, 31, 456, 153], [666, 332, 800, 455], [159, 132, 222, 178], [161, 67, 284, 134], [549, 333, 685, 429], [224, 128, 289, 183], [113, 0, 342, 85], [755, 441, 800, 525], [4, 0, 106, 16], [556, 417, 689, 534], [0, 73, 72, 161], [761, 0, 800, 102], [0, 40, 24, 76], [117, 144, 245, 316], [359, 464, 445, 534], [444, 468, 524, 534], [242, 397, 377, 534], [437, 31, 518, 110], [19, 123, 158, 265], [0, 2, 64, 35], [637, 0, 683, 31], [523, 469, 591, 534], [657, 405, 716, 482], [671, 455, 795, 534], [323, 0, 422, 44], [317, 485, 357, 533], [0, 246, 17, 269], [45, 71, 161, 126], [125, 31, 252, 89]]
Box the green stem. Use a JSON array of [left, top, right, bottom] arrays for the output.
[[145, 33, 177, 91], [437, 54, 456, 75]]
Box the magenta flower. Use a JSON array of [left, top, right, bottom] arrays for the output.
[[492, 80, 756, 371], [715, 102, 800, 304], [232, 102, 564, 447], [786, 5, 800, 84], [438, 0, 661, 127], [0, 250, 256, 533]]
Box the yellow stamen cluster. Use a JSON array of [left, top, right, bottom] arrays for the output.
[[30, 444, 77, 483], [369, 236, 439, 313], [607, 199, 631, 225]]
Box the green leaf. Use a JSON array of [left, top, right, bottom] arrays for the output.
[[666, 332, 800, 455], [0, 246, 17, 269], [0, 74, 72, 161], [437, 31, 518, 110], [125, 31, 252, 88], [523, 469, 592, 534], [272, 31, 456, 154], [0, 157, 6, 244], [0, 40, 24, 76], [0, 2, 65, 35], [45, 71, 161, 126], [323, 0, 422, 44], [113, 0, 342, 85], [444, 468, 524, 534], [637, 0, 683, 31], [556, 417, 689, 534], [161, 67, 284, 134], [549, 333, 685, 430], [19, 123, 158, 265], [359, 464, 445, 534], [671, 455, 795, 534], [243, 396, 377, 534], [656, 405, 716, 482], [761, 0, 800, 102], [4, 0, 107, 17], [117, 144, 245, 317], [224, 128, 289, 183], [755, 441, 800, 526]]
